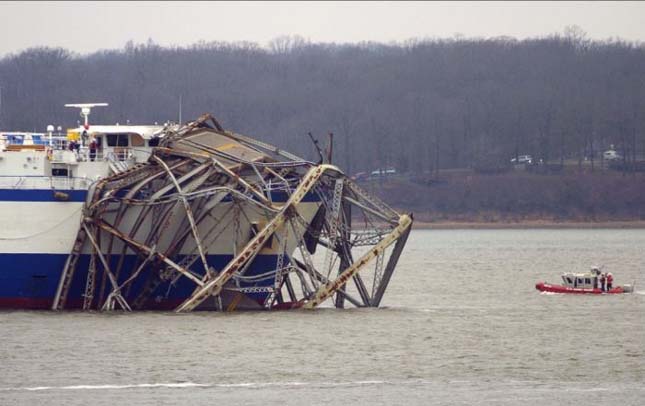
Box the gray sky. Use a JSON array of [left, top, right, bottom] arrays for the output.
[[1, 1, 644, 56]]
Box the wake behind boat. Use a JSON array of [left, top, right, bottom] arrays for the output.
[[536, 267, 635, 294]]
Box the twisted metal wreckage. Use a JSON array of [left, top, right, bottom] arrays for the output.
[[52, 114, 413, 312]]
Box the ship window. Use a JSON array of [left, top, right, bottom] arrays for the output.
[[577, 278, 583, 285], [131, 134, 145, 147], [566, 277, 573, 284], [52, 168, 68, 177], [106, 133, 129, 147], [585, 278, 591, 285]]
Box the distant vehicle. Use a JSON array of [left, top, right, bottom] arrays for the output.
[[370, 168, 397, 177], [603, 149, 622, 161], [510, 155, 532, 164]]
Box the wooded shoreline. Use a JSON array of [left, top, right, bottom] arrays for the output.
[[2, 34, 644, 179]]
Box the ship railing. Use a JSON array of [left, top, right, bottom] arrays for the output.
[[0, 175, 92, 190], [90, 148, 148, 163], [48, 147, 152, 167], [50, 139, 69, 150], [105, 148, 134, 162], [53, 148, 139, 163]]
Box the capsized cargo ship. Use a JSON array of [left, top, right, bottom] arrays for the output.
[[0, 104, 412, 311]]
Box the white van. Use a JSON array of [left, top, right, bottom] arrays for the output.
[[510, 155, 532, 164], [603, 149, 621, 161]]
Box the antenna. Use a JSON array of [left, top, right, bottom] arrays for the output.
[[306, 132, 324, 164], [178, 95, 182, 124], [64, 103, 108, 128], [327, 132, 334, 164]]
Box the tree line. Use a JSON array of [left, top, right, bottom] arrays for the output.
[[1, 28, 644, 177]]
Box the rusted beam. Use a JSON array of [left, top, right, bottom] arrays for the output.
[[175, 164, 338, 312], [300, 214, 412, 309], [291, 258, 364, 308], [371, 214, 413, 307], [94, 219, 205, 287]]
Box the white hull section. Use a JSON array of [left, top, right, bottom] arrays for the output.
[[0, 196, 320, 257]]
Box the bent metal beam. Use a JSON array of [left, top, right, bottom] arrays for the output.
[[52, 114, 413, 312]]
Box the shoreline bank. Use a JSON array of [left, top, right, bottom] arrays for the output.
[[410, 220, 645, 230]]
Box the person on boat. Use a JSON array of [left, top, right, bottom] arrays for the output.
[[591, 267, 600, 289], [607, 273, 613, 290], [89, 137, 97, 161], [600, 273, 606, 292]]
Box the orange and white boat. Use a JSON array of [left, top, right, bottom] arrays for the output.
[[536, 267, 635, 294]]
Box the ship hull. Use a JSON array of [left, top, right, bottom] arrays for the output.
[[535, 282, 625, 294], [0, 184, 319, 311], [0, 252, 290, 310]]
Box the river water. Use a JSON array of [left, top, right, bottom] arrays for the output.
[[1, 229, 644, 405]]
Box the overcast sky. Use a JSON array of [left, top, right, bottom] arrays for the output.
[[1, 1, 644, 56]]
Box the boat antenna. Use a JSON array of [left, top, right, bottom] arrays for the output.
[[64, 103, 108, 129]]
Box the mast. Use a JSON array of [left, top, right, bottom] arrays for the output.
[[64, 103, 108, 146], [64, 103, 109, 129]]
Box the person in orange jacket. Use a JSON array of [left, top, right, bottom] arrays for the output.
[[606, 273, 614, 291]]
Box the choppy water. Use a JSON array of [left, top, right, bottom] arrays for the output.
[[1, 229, 644, 405]]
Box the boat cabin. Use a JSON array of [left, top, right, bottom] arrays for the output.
[[561, 267, 602, 289], [65, 124, 166, 163]]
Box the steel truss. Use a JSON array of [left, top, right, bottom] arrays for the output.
[[52, 114, 413, 312]]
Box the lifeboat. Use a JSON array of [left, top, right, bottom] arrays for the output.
[[536, 267, 634, 294]]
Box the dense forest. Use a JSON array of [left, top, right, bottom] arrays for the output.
[[1, 28, 645, 179]]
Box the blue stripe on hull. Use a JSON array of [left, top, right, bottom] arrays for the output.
[[0, 253, 285, 310], [0, 189, 88, 202], [0, 188, 320, 203]]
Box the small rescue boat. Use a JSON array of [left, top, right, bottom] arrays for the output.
[[536, 267, 635, 294]]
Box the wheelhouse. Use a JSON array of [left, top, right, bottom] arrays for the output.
[[66, 125, 165, 163], [561, 271, 597, 289]]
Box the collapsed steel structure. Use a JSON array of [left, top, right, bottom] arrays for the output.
[[52, 114, 412, 312]]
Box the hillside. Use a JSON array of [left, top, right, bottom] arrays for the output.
[[1, 34, 644, 179], [364, 170, 645, 224]]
